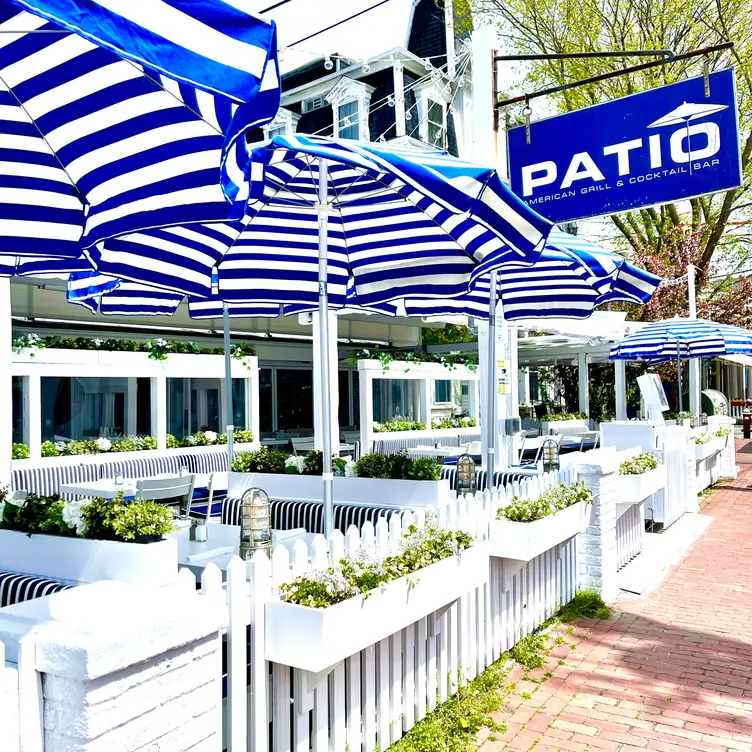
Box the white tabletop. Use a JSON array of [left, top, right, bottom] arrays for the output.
[[407, 445, 468, 459], [174, 523, 314, 579], [59, 472, 226, 499]]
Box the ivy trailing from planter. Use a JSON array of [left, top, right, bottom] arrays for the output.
[[12, 334, 256, 363], [278, 517, 473, 608], [496, 482, 593, 523], [350, 347, 478, 372], [0, 490, 174, 543], [619, 453, 659, 475]]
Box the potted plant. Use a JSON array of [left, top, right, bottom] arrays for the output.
[[615, 453, 666, 506], [0, 491, 177, 585], [664, 411, 691, 427], [712, 425, 732, 452], [540, 412, 589, 436], [489, 482, 593, 561], [264, 517, 489, 672], [695, 432, 718, 461]]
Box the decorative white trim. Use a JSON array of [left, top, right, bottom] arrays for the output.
[[263, 107, 301, 137], [414, 78, 450, 148], [326, 77, 375, 141]]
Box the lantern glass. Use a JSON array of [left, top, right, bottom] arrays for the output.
[[239, 487, 271, 559], [456, 453, 476, 496], [541, 439, 560, 472]]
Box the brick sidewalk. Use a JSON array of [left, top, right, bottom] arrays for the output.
[[480, 439, 752, 752]]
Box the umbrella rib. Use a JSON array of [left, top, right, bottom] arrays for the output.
[[0, 71, 83, 199]]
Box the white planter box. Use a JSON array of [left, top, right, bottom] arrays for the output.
[[712, 436, 728, 453], [489, 501, 592, 561], [541, 419, 589, 436], [265, 543, 489, 672], [357, 359, 478, 380], [232, 472, 451, 508], [0, 529, 178, 586], [695, 442, 719, 461], [615, 466, 667, 504]]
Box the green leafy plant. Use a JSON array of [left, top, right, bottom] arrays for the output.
[[166, 434, 181, 449], [665, 411, 691, 420], [695, 432, 713, 444], [233, 429, 254, 443], [41, 441, 60, 457], [1, 493, 71, 536], [430, 416, 477, 429], [355, 451, 440, 481], [408, 457, 441, 481], [373, 419, 427, 433], [619, 452, 659, 475], [349, 347, 479, 372], [714, 426, 732, 438], [542, 412, 587, 421], [12, 443, 29, 460], [278, 518, 473, 608], [496, 481, 593, 523], [232, 447, 288, 474], [110, 500, 175, 541], [302, 450, 323, 476], [555, 588, 611, 621]]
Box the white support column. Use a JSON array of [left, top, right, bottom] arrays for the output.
[[248, 360, 260, 441], [747, 367, 752, 400], [578, 352, 590, 418], [219, 378, 228, 434], [359, 370, 373, 453], [736, 366, 745, 401], [518, 367, 530, 406], [467, 378, 479, 423], [420, 378, 431, 427], [152, 376, 167, 450], [312, 311, 339, 451], [0, 279, 11, 487], [126, 377, 138, 436], [614, 360, 627, 420], [688, 264, 701, 420], [393, 61, 405, 137], [27, 374, 42, 460]]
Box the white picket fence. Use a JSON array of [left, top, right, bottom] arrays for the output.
[[172, 468, 579, 752], [615, 504, 644, 570]]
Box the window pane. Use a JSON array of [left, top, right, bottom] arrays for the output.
[[269, 125, 286, 138], [232, 378, 247, 430], [435, 380, 452, 403], [338, 371, 350, 427], [41, 377, 127, 441], [259, 368, 273, 433], [276, 369, 313, 432], [12, 376, 24, 444], [136, 378, 151, 436], [427, 99, 444, 148], [338, 99, 359, 140], [167, 378, 224, 440]]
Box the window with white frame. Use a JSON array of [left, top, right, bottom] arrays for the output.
[[434, 380, 452, 404], [337, 99, 359, 140], [263, 108, 300, 139], [426, 98, 446, 148]]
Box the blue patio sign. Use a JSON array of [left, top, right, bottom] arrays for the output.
[[507, 69, 742, 223]]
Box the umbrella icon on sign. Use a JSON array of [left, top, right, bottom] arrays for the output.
[[648, 101, 728, 173]]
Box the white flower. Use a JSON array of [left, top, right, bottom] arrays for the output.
[[95, 437, 111, 452], [431, 418, 441, 428], [285, 455, 306, 473], [62, 499, 90, 536], [344, 460, 357, 477], [185, 435, 197, 445], [93, 338, 103, 347], [204, 430, 217, 443], [54, 441, 67, 452], [372, 421, 381, 430], [155, 337, 168, 347]]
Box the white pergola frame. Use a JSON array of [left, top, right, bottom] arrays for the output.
[[357, 359, 480, 452], [11, 350, 260, 460]]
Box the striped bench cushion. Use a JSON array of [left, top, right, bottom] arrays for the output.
[[373, 431, 481, 455], [221, 497, 407, 534], [440, 467, 540, 492], [98, 455, 182, 479], [12, 462, 99, 497], [183, 448, 230, 475], [0, 571, 73, 608]]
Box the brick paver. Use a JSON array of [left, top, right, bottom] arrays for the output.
[[480, 438, 752, 752]]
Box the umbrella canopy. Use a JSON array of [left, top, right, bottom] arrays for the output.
[[88, 136, 554, 303], [608, 317, 752, 363], [647, 101, 729, 128], [0, 0, 279, 259]]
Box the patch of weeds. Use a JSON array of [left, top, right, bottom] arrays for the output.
[[543, 671, 553, 679], [510, 633, 547, 671], [558, 659, 565, 665], [521, 692, 532, 700], [554, 635, 567, 646], [555, 588, 611, 621]]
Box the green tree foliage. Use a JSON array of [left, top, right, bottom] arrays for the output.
[[421, 323, 477, 345]]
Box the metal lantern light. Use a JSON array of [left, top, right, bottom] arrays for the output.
[[239, 487, 271, 560], [541, 438, 560, 473], [456, 453, 476, 496]]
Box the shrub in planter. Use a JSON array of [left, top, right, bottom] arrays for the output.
[[303, 450, 323, 476], [542, 412, 587, 422], [372, 419, 427, 433], [695, 433, 713, 445], [619, 453, 659, 475], [278, 517, 473, 608], [12, 443, 29, 460], [665, 411, 690, 421], [232, 447, 288, 474], [234, 429, 254, 443], [714, 426, 732, 438], [0, 491, 174, 543], [355, 451, 440, 481], [496, 481, 593, 523], [407, 457, 441, 481]]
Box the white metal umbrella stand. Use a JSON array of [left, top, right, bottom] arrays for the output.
[[317, 160, 335, 537], [223, 303, 234, 469]]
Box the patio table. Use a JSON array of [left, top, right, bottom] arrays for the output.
[[175, 523, 315, 580], [59, 472, 225, 499]]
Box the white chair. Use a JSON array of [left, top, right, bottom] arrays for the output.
[[291, 437, 317, 455], [187, 471, 226, 521], [466, 441, 482, 454], [135, 474, 195, 516], [579, 431, 600, 451]]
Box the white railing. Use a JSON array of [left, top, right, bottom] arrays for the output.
[[0, 637, 44, 752], [176, 468, 579, 752], [615, 504, 643, 570]]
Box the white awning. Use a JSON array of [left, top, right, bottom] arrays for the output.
[[719, 354, 752, 367]]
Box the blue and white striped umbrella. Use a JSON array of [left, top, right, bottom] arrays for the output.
[[0, 0, 279, 258], [609, 317, 752, 363], [89, 136, 554, 303]]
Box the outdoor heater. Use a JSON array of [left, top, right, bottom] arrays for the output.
[[541, 438, 560, 473], [239, 487, 271, 560], [456, 453, 477, 496]]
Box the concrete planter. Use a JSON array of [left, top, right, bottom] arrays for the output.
[[265, 543, 489, 672], [0, 529, 177, 586], [489, 501, 592, 561]]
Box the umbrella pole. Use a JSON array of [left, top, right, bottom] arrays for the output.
[[486, 271, 498, 490], [317, 159, 334, 537], [223, 303, 234, 470], [677, 352, 683, 414]]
